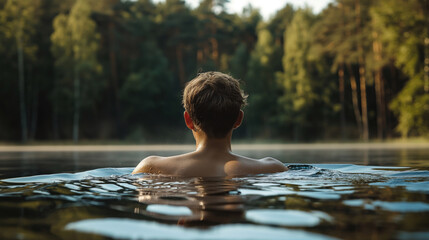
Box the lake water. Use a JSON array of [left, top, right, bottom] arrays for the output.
[[0, 143, 428, 239]]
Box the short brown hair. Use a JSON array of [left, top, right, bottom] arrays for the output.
[[183, 72, 247, 138]]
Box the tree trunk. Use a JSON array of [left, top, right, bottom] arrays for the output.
[[425, 0, 429, 93], [374, 69, 384, 138], [293, 123, 301, 142], [29, 64, 38, 140], [338, 3, 346, 139], [53, 103, 59, 140], [386, 62, 397, 138], [30, 92, 38, 140], [339, 63, 346, 139], [210, 38, 219, 65], [52, 69, 60, 140], [347, 64, 362, 138], [355, 0, 369, 140], [197, 49, 203, 65], [358, 63, 369, 140], [73, 65, 80, 143], [380, 73, 386, 136], [108, 22, 118, 87], [176, 44, 186, 86], [425, 36, 429, 93], [108, 20, 120, 138], [16, 35, 28, 142], [372, 32, 386, 139]]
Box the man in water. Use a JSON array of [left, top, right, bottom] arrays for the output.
[[133, 71, 287, 177]]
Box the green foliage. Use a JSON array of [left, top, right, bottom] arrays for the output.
[[51, 0, 102, 140], [229, 43, 249, 80], [116, 1, 181, 140], [51, 0, 101, 73], [266, 3, 295, 45], [156, 0, 197, 83], [279, 9, 316, 123], [372, 0, 429, 137], [119, 41, 178, 135], [0, 0, 40, 58], [372, 0, 426, 77], [277, 8, 339, 140], [0, 0, 427, 142], [0, 0, 42, 141], [245, 27, 281, 137], [390, 74, 429, 137]]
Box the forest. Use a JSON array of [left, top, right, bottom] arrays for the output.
[[0, 0, 428, 143]]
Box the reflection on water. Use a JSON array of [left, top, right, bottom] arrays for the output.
[[1, 164, 429, 239], [134, 175, 247, 226]]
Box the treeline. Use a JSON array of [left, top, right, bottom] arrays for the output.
[[0, 0, 428, 143]]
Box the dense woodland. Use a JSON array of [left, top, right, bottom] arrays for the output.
[[0, 0, 428, 143]]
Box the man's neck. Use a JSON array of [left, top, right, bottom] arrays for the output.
[[194, 131, 232, 154]]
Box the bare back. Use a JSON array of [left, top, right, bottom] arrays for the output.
[[132, 151, 287, 177]]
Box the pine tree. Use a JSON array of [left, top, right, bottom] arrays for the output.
[[373, 0, 429, 137], [0, 0, 41, 142], [245, 26, 279, 137], [51, 0, 101, 142], [278, 9, 317, 140]]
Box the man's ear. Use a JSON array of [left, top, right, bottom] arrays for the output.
[[233, 110, 244, 129], [184, 111, 195, 130]]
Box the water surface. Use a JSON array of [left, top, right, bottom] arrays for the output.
[[0, 144, 428, 239]]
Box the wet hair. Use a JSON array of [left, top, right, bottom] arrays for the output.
[[183, 71, 247, 138]]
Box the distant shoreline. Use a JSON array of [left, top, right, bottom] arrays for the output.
[[0, 142, 428, 152]]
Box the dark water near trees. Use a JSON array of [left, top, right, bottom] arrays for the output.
[[0, 144, 428, 239]]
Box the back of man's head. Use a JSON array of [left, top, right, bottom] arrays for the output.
[[183, 72, 247, 138]]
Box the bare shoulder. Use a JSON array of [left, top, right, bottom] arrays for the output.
[[132, 152, 194, 175], [258, 157, 288, 172], [132, 155, 162, 174], [226, 154, 287, 176]]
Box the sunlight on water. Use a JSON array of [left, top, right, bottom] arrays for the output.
[[1, 164, 429, 239]]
